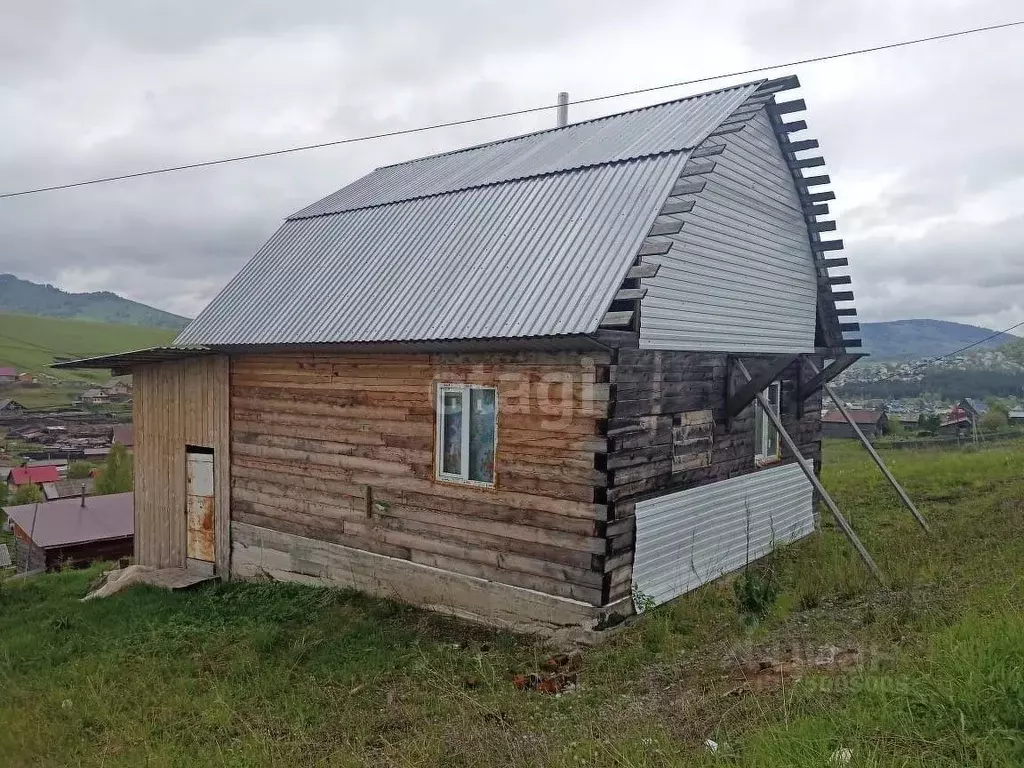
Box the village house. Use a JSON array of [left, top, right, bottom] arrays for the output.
[[0, 367, 17, 383], [6, 464, 61, 493], [0, 399, 25, 413], [42, 477, 95, 502], [4, 492, 133, 572], [78, 388, 111, 405], [821, 409, 888, 439], [59, 75, 863, 628]]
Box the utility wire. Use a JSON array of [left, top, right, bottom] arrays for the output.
[[2, 19, 1023, 200]]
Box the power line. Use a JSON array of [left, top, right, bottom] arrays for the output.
[[2, 19, 1023, 200]]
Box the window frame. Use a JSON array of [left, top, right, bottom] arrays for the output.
[[754, 381, 782, 465], [434, 383, 498, 487]]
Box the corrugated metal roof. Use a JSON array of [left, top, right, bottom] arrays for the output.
[[52, 346, 214, 370], [5, 492, 133, 549], [291, 83, 760, 218], [176, 153, 688, 345]]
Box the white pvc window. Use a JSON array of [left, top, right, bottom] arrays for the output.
[[436, 384, 497, 485], [754, 382, 781, 463]]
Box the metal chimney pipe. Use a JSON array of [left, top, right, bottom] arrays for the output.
[[556, 92, 569, 127], [81, 483, 86, 507]]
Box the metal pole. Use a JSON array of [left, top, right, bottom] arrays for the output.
[[735, 359, 885, 584], [556, 92, 569, 127], [807, 360, 932, 535]]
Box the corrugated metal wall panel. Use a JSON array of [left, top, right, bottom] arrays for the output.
[[639, 109, 818, 353], [291, 83, 760, 218], [632, 463, 814, 606], [176, 154, 687, 346]]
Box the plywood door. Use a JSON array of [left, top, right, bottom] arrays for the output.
[[186, 450, 216, 563]]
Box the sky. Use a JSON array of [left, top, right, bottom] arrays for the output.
[[1, 0, 1022, 333]]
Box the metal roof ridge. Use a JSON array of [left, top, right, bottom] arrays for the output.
[[373, 79, 767, 173], [287, 147, 695, 221]]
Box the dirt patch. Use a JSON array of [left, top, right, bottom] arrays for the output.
[[723, 644, 862, 696]]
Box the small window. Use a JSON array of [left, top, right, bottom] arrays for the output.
[[754, 382, 781, 464], [436, 384, 497, 485]]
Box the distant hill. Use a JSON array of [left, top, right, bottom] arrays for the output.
[[0, 274, 188, 330], [0, 312, 176, 383], [859, 319, 1011, 361]]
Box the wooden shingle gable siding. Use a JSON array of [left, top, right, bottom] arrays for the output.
[[637, 106, 819, 353], [228, 350, 613, 605]]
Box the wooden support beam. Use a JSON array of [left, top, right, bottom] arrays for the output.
[[735, 358, 885, 584], [791, 156, 825, 169], [659, 199, 695, 216], [670, 179, 706, 196], [799, 174, 831, 188], [708, 123, 747, 137], [829, 274, 852, 286], [725, 354, 798, 420], [690, 143, 726, 159], [637, 240, 672, 257], [800, 353, 862, 398], [803, 203, 829, 216], [831, 290, 855, 302], [780, 119, 807, 133], [648, 220, 684, 237], [614, 288, 647, 302], [810, 220, 837, 233], [627, 262, 660, 279], [600, 310, 634, 328], [773, 98, 806, 115], [814, 239, 845, 252], [805, 359, 932, 535], [679, 159, 717, 177], [785, 138, 820, 152], [805, 190, 836, 202], [834, 307, 857, 316], [822, 257, 848, 268], [757, 74, 800, 93], [839, 322, 860, 333], [844, 338, 863, 348]]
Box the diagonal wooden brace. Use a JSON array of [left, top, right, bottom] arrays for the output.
[[726, 354, 799, 421]]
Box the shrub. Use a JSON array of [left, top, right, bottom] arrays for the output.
[[67, 461, 92, 480], [733, 565, 779, 619]]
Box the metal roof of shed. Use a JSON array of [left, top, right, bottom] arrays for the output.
[[175, 81, 763, 347]]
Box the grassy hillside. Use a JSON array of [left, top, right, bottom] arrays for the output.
[[1, 441, 1022, 765], [0, 312, 176, 383], [859, 319, 1010, 360], [0, 274, 188, 330]]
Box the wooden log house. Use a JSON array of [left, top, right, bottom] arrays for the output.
[[60, 76, 863, 630]]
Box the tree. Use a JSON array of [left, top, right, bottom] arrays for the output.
[[0, 482, 8, 508], [918, 413, 941, 432], [887, 418, 905, 436], [980, 408, 1008, 432], [67, 461, 92, 480], [12, 484, 43, 505], [95, 443, 133, 495]]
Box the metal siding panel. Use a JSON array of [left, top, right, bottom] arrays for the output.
[[639, 110, 818, 353], [291, 84, 760, 218], [632, 464, 814, 606], [175, 154, 687, 346]]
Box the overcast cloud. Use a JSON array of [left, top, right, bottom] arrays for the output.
[[1, 0, 1021, 333]]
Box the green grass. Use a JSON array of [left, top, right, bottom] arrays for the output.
[[1, 440, 1022, 766], [0, 311, 176, 384]]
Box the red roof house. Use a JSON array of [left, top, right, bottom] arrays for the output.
[[8, 465, 62, 487], [821, 409, 888, 439], [0, 367, 17, 382]]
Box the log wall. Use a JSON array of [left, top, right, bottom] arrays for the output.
[[602, 349, 823, 603], [229, 350, 615, 606], [133, 356, 231, 572]]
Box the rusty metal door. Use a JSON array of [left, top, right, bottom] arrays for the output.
[[186, 449, 215, 566]]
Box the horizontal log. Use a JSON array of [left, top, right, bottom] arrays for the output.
[[844, 339, 863, 348], [648, 219, 684, 237], [670, 179, 707, 196], [780, 119, 807, 133], [822, 257, 848, 268], [799, 174, 831, 188], [804, 203, 829, 216], [828, 274, 852, 285], [785, 138, 819, 152], [773, 98, 806, 115], [790, 156, 825, 169], [678, 159, 717, 177], [834, 307, 858, 316], [707, 123, 747, 137], [814, 239, 845, 252], [757, 75, 800, 93], [805, 190, 836, 203], [659, 199, 695, 216], [831, 291, 855, 302], [627, 262, 661, 279], [839, 322, 860, 333], [810, 220, 837, 233], [690, 143, 726, 158], [637, 239, 672, 256], [614, 288, 648, 302], [601, 310, 634, 328]]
